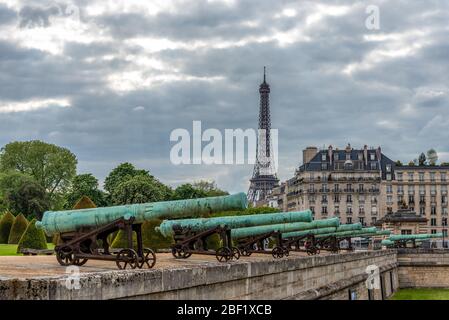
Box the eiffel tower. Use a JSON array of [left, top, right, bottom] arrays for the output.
[[247, 67, 279, 206]]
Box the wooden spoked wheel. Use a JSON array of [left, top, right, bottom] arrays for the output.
[[116, 248, 138, 269], [139, 248, 156, 269]]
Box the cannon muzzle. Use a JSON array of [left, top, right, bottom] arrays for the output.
[[388, 233, 443, 241], [36, 193, 247, 236]]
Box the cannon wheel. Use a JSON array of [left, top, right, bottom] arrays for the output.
[[116, 249, 138, 269], [240, 248, 252, 257], [139, 248, 156, 269], [282, 248, 289, 257], [73, 258, 89, 266], [231, 247, 240, 260], [215, 247, 232, 262], [272, 246, 284, 259], [56, 246, 75, 266]]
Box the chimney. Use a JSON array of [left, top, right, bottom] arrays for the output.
[[364, 145, 368, 166], [303, 146, 318, 165], [328, 145, 333, 165]]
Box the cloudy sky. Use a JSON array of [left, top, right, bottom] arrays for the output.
[[1, 0, 449, 193]]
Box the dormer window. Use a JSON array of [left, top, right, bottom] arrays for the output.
[[334, 154, 339, 161], [358, 153, 363, 160], [321, 153, 326, 161], [370, 153, 375, 160], [386, 164, 391, 172]]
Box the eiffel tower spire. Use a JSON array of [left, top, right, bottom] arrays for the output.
[[247, 67, 279, 206]]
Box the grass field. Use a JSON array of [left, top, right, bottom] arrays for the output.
[[0, 244, 55, 256], [391, 288, 449, 300]]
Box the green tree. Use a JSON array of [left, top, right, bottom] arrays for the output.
[[105, 163, 172, 202], [17, 218, 47, 253], [192, 180, 228, 196], [172, 183, 208, 200], [8, 213, 29, 244], [64, 174, 106, 209], [111, 175, 165, 205], [395, 160, 403, 166], [0, 211, 15, 243], [0, 140, 77, 199], [5, 177, 50, 219]]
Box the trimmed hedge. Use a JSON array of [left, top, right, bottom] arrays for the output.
[[0, 211, 15, 244], [8, 213, 29, 244], [141, 219, 173, 250], [17, 218, 48, 253], [72, 196, 97, 209]]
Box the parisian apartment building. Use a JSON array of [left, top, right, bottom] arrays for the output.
[[269, 144, 449, 236]]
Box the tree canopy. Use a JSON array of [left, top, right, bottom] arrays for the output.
[[64, 174, 106, 209], [0, 140, 77, 198]]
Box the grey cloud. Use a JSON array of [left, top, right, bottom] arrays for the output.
[[1, 0, 449, 193]]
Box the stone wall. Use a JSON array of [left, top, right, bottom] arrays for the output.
[[0, 250, 398, 300], [397, 248, 449, 288]]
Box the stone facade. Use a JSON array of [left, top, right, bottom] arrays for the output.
[[271, 145, 449, 235]]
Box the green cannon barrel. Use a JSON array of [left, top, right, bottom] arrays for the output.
[[36, 193, 248, 236], [335, 223, 362, 232], [315, 227, 378, 239], [156, 210, 313, 238], [376, 230, 391, 236], [230, 217, 339, 239], [281, 227, 338, 239], [389, 233, 443, 241], [381, 239, 394, 246]]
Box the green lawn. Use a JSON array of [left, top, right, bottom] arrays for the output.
[[0, 243, 55, 256], [391, 288, 449, 300]]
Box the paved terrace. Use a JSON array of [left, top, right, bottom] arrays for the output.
[[0, 251, 330, 279]]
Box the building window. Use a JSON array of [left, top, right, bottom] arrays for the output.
[[371, 162, 377, 170], [443, 229, 448, 237], [442, 173, 447, 182], [431, 229, 437, 234], [359, 195, 365, 202], [444, 207, 448, 216], [419, 194, 425, 204], [408, 186, 415, 195], [334, 194, 340, 203], [386, 185, 393, 193], [430, 172, 436, 182], [387, 207, 393, 213], [398, 185, 404, 194], [322, 153, 327, 161], [370, 153, 375, 161], [401, 230, 412, 235], [322, 206, 328, 214], [358, 184, 364, 192], [371, 196, 377, 204], [408, 195, 414, 204], [321, 163, 327, 170], [431, 218, 437, 226], [334, 153, 339, 161], [372, 217, 377, 224], [397, 172, 402, 181], [371, 206, 377, 215], [443, 218, 448, 227], [431, 206, 436, 215], [359, 206, 365, 214], [322, 195, 327, 203], [419, 172, 425, 182], [387, 195, 393, 204], [335, 206, 340, 214], [347, 195, 352, 203], [408, 173, 414, 182], [420, 206, 425, 215], [386, 164, 391, 172], [310, 206, 315, 214], [347, 217, 352, 224], [359, 217, 365, 225], [347, 207, 353, 214], [386, 174, 392, 181]]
